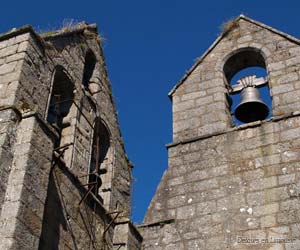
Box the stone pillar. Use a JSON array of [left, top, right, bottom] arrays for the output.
[[0, 115, 54, 249], [113, 219, 142, 250]]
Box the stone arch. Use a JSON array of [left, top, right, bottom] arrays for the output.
[[222, 47, 267, 83], [82, 49, 99, 93], [90, 117, 111, 171], [88, 117, 113, 206], [221, 47, 272, 124], [46, 65, 75, 139], [216, 45, 271, 78]]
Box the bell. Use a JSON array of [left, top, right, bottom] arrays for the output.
[[235, 87, 269, 123]]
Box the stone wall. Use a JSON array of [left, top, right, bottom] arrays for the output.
[[114, 220, 143, 250], [170, 16, 300, 143], [44, 28, 132, 214], [0, 115, 54, 249], [142, 15, 300, 250], [0, 23, 141, 250], [142, 116, 300, 249], [39, 160, 114, 249], [0, 29, 35, 232], [0, 109, 19, 217]]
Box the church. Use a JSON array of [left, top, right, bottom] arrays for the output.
[[0, 15, 299, 250]]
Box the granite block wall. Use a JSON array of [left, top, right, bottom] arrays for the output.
[[171, 16, 300, 143], [142, 15, 300, 250], [142, 117, 300, 249], [0, 23, 141, 250]]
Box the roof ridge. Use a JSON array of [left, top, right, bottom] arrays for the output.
[[239, 15, 300, 44], [41, 22, 98, 39], [168, 15, 300, 97]]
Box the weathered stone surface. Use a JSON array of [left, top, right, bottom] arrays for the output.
[[142, 15, 300, 250], [0, 24, 141, 249]]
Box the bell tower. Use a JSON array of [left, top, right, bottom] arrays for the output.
[[140, 15, 300, 250], [0, 23, 142, 250]]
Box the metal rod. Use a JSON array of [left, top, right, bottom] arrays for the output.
[[95, 135, 100, 173], [113, 243, 126, 250], [53, 142, 74, 152], [103, 211, 120, 236], [107, 210, 123, 215], [92, 134, 100, 197], [77, 169, 106, 179], [77, 171, 97, 178], [78, 185, 94, 206], [78, 183, 104, 207], [90, 89, 102, 95], [48, 98, 73, 107], [52, 147, 68, 167], [88, 188, 103, 206], [49, 99, 94, 129], [72, 100, 94, 129], [81, 181, 97, 187]]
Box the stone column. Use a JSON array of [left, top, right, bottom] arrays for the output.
[[0, 115, 54, 250]]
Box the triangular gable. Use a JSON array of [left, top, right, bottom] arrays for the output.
[[168, 14, 300, 98]]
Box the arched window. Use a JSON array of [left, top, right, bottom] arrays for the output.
[[82, 50, 97, 89], [89, 119, 110, 198], [47, 66, 74, 145], [223, 48, 272, 125]]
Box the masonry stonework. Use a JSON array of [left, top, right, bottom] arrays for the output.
[[0, 23, 141, 249], [141, 16, 300, 249], [2, 15, 300, 250]]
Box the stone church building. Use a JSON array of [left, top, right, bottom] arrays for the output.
[[0, 15, 300, 250], [0, 22, 142, 249]]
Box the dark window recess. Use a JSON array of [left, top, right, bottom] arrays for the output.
[[89, 120, 110, 197], [82, 50, 97, 88], [47, 66, 74, 145]]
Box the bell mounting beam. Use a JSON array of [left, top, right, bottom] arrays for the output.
[[228, 76, 268, 94]]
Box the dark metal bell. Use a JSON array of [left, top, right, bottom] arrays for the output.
[[235, 87, 269, 123]]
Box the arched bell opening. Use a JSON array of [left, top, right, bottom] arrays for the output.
[[47, 66, 75, 147], [82, 49, 98, 93], [88, 118, 111, 201], [223, 48, 272, 125]]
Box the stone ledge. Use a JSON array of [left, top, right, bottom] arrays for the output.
[[0, 105, 22, 119], [115, 219, 143, 242], [167, 111, 300, 148], [0, 25, 45, 54], [21, 111, 59, 143], [0, 25, 32, 42], [41, 22, 98, 40], [138, 218, 175, 228]]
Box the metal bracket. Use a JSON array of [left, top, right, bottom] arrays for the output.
[[113, 243, 126, 250], [53, 142, 73, 152], [52, 146, 70, 167], [229, 76, 267, 94], [103, 211, 121, 237], [78, 184, 95, 206]]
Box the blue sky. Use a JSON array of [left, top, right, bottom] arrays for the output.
[[1, 0, 300, 223]]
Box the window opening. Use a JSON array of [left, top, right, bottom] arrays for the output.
[[47, 66, 74, 146], [89, 120, 110, 198], [224, 49, 272, 125], [82, 50, 97, 89]]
